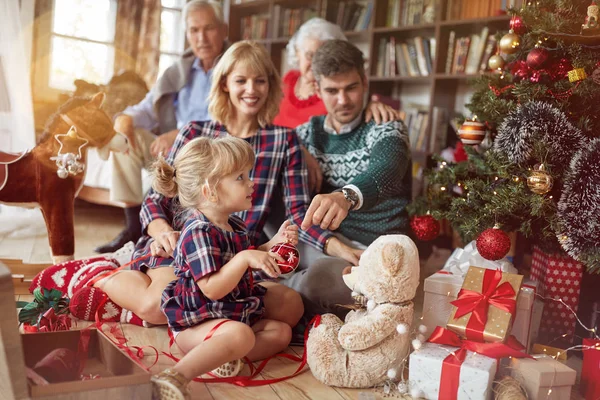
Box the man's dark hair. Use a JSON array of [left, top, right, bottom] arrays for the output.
[[312, 40, 365, 82]]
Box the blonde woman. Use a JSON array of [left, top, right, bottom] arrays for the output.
[[150, 136, 297, 398], [68, 41, 361, 333]]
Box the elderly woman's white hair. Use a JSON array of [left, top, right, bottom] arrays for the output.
[[286, 18, 347, 69]]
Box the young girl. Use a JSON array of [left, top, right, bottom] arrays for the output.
[[150, 136, 298, 400]]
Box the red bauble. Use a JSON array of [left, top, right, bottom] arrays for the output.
[[269, 242, 300, 276], [526, 47, 550, 70], [410, 215, 440, 241], [476, 228, 511, 260], [510, 15, 527, 35]]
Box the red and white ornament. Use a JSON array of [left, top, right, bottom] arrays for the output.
[[458, 119, 487, 145], [410, 215, 440, 241], [476, 227, 511, 260], [270, 242, 300, 277]]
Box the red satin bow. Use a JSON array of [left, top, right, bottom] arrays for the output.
[[428, 326, 531, 400], [450, 268, 517, 341]]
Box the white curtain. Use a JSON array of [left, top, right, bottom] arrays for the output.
[[0, 0, 35, 152]]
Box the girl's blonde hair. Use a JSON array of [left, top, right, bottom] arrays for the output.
[[208, 41, 282, 128], [152, 136, 255, 209]]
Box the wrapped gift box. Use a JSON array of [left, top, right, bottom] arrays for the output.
[[581, 338, 600, 400], [409, 342, 497, 400], [422, 272, 541, 350], [530, 246, 583, 347], [0, 262, 151, 399], [510, 355, 576, 400]]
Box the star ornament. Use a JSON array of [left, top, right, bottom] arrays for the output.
[[54, 126, 88, 156]]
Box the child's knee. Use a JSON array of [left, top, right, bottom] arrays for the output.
[[277, 322, 292, 347], [281, 287, 304, 325], [225, 323, 255, 356]]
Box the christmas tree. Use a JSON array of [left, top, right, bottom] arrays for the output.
[[409, 0, 600, 273]]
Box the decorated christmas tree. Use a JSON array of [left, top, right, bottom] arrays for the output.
[[409, 0, 600, 273]]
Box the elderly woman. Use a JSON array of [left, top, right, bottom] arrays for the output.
[[274, 18, 398, 192]]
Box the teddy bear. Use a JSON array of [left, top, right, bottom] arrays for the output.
[[306, 234, 420, 388]]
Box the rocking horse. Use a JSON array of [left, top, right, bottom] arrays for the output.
[[0, 93, 129, 263]]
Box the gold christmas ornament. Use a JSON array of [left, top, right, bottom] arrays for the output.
[[488, 55, 506, 71], [458, 118, 487, 145], [499, 30, 521, 54], [568, 67, 587, 83], [527, 164, 554, 194]]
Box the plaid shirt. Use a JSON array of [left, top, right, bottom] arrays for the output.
[[132, 120, 331, 271], [161, 211, 266, 332]]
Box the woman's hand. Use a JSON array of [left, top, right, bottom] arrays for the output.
[[242, 250, 284, 278], [302, 146, 323, 194], [147, 219, 179, 257], [150, 129, 178, 158], [325, 237, 364, 265], [365, 96, 401, 124]]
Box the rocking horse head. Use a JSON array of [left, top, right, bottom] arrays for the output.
[[43, 92, 129, 160]]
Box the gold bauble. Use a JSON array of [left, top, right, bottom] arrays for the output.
[[499, 30, 521, 54], [488, 55, 506, 71], [527, 164, 553, 194]]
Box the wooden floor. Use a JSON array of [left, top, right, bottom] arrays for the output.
[[9, 201, 587, 400]]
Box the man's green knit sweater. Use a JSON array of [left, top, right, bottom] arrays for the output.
[[297, 116, 412, 246]]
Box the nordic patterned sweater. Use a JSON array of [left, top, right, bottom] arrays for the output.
[[296, 116, 412, 246]]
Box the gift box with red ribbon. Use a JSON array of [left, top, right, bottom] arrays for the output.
[[581, 338, 600, 400], [530, 246, 583, 347], [409, 327, 531, 400], [446, 267, 523, 343]]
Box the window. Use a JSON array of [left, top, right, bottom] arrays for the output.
[[48, 0, 117, 91], [159, 0, 186, 77]]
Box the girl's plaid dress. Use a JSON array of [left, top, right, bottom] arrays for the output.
[[131, 120, 332, 271], [161, 210, 266, 333]]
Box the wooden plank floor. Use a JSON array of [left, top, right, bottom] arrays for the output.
[[11, 202, 587, 400]]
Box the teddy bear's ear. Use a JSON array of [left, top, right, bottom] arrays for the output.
[[381, 242, 404, 276]]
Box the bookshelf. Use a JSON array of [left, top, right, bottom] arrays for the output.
[[224, 0, 511, 193]]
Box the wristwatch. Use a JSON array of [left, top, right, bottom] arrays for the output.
[[338, 187, 359, 211]]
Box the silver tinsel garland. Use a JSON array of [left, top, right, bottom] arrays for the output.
[[494, 102, 590, 173], [557, 138, 600, 271]]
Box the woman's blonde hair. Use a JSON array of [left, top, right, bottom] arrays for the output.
[[152, 136, 255, 209], [208, 41, 282, 128]]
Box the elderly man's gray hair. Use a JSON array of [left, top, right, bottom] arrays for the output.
[[285, 18, 347, 69], [183, 0, 225, 25]]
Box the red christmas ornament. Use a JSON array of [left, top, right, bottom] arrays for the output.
[[269, 242, 300, 277], [510, 15, 527, 35], [410, 215, 440, 241], [526, 47, 550, 70], [476, 227, 512, 260]]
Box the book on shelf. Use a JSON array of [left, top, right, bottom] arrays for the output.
[[241, 14, 270, 40], [334, 1, 372, 31], [413, 36, 431, 76], [479, 34, 497, 72], [276, 7, 317, 38], [444, 27, 495, 75], [465, 27, 488, 74], [445, 0, 509, 20], [402, 104, 429, 152], [384, 0, 436, 28], [445, 31, 456, 74]]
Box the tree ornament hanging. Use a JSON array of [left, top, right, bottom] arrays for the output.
[[410, 214, 440, 241], [269, 242, 300, 276], [581, 1, 600, 35], [499, 30, 521, 54], [527, 163, 554, 194], [568, 67, 587, 83], [510, 15, 527, 35], [476, 226, 511, 260], [488, 54, 506, 71], [458, 117, 487, 145], [526, 46, 550, 70]]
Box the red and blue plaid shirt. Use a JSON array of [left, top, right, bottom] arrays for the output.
[[133, 120, 332, 271], [162, 211, 266, 331]]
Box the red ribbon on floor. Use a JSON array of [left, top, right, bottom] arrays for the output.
[[163, 315, 322, 386], [428, 326, 532, 400], [450, 268, 517, 341]]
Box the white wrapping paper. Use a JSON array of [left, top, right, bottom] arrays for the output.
[[409, 343, 497, 400], [441, 241, 517, 276]]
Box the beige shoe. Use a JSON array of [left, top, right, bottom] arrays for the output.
[[151, 368, 190, 400], [210, 359, 243, 378]]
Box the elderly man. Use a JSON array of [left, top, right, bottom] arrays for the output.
[[96, 0, 228, 253]]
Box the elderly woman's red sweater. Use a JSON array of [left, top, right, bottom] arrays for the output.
[[273, 70, 327, 129]]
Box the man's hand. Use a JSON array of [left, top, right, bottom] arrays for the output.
[[150, 129, 178, 158], [325, 237, 364, 265], [365, 96, 401, 124], [301, 192, 350, 231], [302, 146, 323, 194], [114, 115, 136, 151]]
